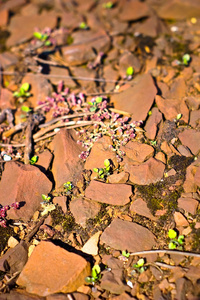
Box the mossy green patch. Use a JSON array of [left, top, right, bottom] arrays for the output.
[[0, 226, 14, 253]]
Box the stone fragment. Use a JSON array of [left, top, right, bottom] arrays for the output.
[[112, 74, 157, 121], [135, 15, 168, 38], [81, 231, 101, 255], [174, 212, 189, 227], [62, 44, 96, 66], [49, 66, 77, 88], [183, 163, 199, 193], [121, 141, 154, 163], [17, 241, 91, 296], [22, 73, 53, 108], [53, 196, 67, 214], [36, 149, 53, 171], [144, 107, 162, 140], [47, 292, 89, 300], [178, 129, 200, 155], [0, 289, 43, 300], [85, 181, 132, 206], [189, 110, 200, 128], [165, 77, 187, 100], [7, 12, 57, 46], [70, 198, 101, 228], [0, 88, 15, 109], [101, 218, 156, 252], [178, 197, 199, 215], [107, 172, 129, 184], [51, 129, 84, 188], [125, 157, 165, 185], [0, 9, 8, 26], [119, 0, 150, 21], [130, 198, 156, 220], [1, 0, 26, 12], [119, 51, 141, 77], [0, 162, 52, 221], [0, 52, 18, 69], [100, 271, 128, 295], [177, 145, 192, 157], [156, 95, 189, 123]]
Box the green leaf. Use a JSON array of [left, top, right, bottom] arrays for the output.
[[44, 40, 51, 46], [104, 159, 110, 168], [122, 250, 130, 258], [85, 276, 93, 283], [13, 91, 20, 97], [93, 168, 99, 173], [182, 53, 190, 65], [95, 97, 103, 103], [33, 32, 43, 40], [91, 265, 101, 279], [176, 113, 182, 120], [42, 194, 47, 200], [89, 106, 97, 112], [21, 105, 31, 113], [178, 235, 184, 244], [98, 169, 104, 175], [168, 241, 176, 249], [30, 155, 38, 165], [168, 229, 177, 239], [79, 22, 88, 29], [21, 82, 30, 92], [126, 66, 134, 76], [137, 258, 145, 267]]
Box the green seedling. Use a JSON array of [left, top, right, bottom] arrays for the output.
[[13, 83, 31, 102], [103, 1, 113, 8], [33, 32, 51, 46], [63, 181, 74, 194], [79, 22, 89, 30], [30, 155, 38, 165], [126, 66, 134, 77], [122, 250, 130, 258], [93, 159, 112, 180], [88, 96, 103, 112], [133, 258, 145, 273], [182, 54, 191, 66], [168, 229, 184, 250], [85, 265, 101, 284], [150, 140, 157, 146], [21, 105, 32, 113], [41, 194, 51, 203], [176, 113, 182, 121]]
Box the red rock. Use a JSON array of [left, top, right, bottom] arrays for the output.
[[119, 51, 141, 77], [112, 74, 157, 121], [0, 88, 15, 109], [107, 171, 129, 184], [36, 149, 53, 171], [51, 129, 84, 188], [177, 145, 192, 157], [70, 197, 101, 227], [16, 241, 91, 296], [53, 196, 67, 214], [178, 129, 200, 155], [85, 180, 132, 206], [47, 293, 89, 300], [49, 66, 77, 88], [0, 52, 18, 69], [119, 0, 150, 21], [183, 164, 199, 193], [130, 198, 156, 220], [125, 157, 165, 185], [100, 218, 156, 252], [7, 12, 57, 47], [0, 9, 9, 26], [1, 0, 26, 12], [178, 197, 199, 215], [189, 110, 200, 128], [0, 162, 52, 221], [62, 44, 96, 66], [165, 77, 187, 100], [0, 289, 44, 300], [174, 212, 189, 227], [100, 271, 129, 295], [144, 107, 162, 140], [135, 15, 168, 38], [185, 96, 200, 110], [156, 95, 189, 123], [22, 73, 53, 108], [121, 141, 154, 163]]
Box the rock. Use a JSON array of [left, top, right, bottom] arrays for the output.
[[107, 171, 129, 184], [0, 9, 9, 26], [47, 293, 89, 300], [17, 241, 91, 296], [51, 129, 84, 188], [62, 44, 96, 66], [0, 52, 18, 69], [0, 162, 52, 221], [81, 231, 102, 255], [49, 66, 77, 88], [100, 271, 128, 295], [119, 0, 150, 21], [7, 12, 57, 47], [0, 0, 26, 12], [174, 212, 189, 227], [101, 218, 156, 252], [112, 74, 157, 121], [7, 236, 19, 248], [121, 141, 154, 164], [36, 149, 53, 171], [70, 197, 101, 228], [178, 197, 199, 215], [189, 110, 200, 128], [22, 73, 53, 108], [165, 77, 187, 100], [177, 145, 192, 157], [85, 180, 132, 206], [118, 51, 141, 77], [0, 289, 44, 300], [156, 95, 189, 123], [130, 198, 156, 220], [53, 196, 67, 214], [84, 136, 118, 170], [144, 107, 162, 140], [135, 15, 168, 38], [156, 0, 200, 20], [0, 88, 15, 109], [178, 129, 200, 155], [125, 157, 165, 185], [183, 163, 199, 193]]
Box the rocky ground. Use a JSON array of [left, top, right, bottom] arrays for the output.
[[0, 0, 200, 299]]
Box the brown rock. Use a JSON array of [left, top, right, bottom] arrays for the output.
[[0, 162, 52, 221], [144, 107, 162, 140], [47, 292, 89, 300], [0, 52, 18, 69], [183, 164, 199, 193], [0, 289, 44, 300], [174, 212, 189, 227], [177, 145, 192, 157], [107, 171, 129, 184], [51, 129, 84, 188], [70, 197, 101, 227], [17, 241, 91, 296], [53, 196, 67, 214], [0, 88, 15, 109], [135, 15, 168, 38], [119, 0, 150, 21], [49, 66, 77, 88], [62, 44, 96, 66], [100, 218, 156, 252], [7, 12, 57, 47], [178, 129, 200, 155], [81, 231, 101, 255], [112, 74, 157, 121], [130, 198, 156, 220], [22, 73, 53, 108], [36, 149, 53, 171], [165, 77, 187, 100], [119, 51, 141, 77], [0, 9, 9, 26], [189, 110, 200, 128], [156, 95, 189, 123], [85, 180, 132, 206], [0, 0, 26, 12], [121, 141, 154, 163], [125, 157, 165, 185], [178, 197, 199, 215], [100, 271, 128, 295]]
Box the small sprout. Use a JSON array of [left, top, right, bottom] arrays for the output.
[[103, 1, 113, 9], [148, 110, 152, 116], [168, 229, 184, 250], [13, 83, 31, 102], [63, 181, 74, 194], [41, 194, 51, 203], [104, 159, 110, 168], [30, 155, 38, 165], [168, 229, 177, 239], [21, 105, 32, 113], [33, 32, 48, 41], [150, 140, 157, 146], [122, 250, 130, 258], [79, 22, 88, 30], [182, 54, 191, 66], [176, 113, 182, 120], [93, 159, 112, 180], [126, 66, 134, 77], [133, 258, 145, 273], [88, 97, 103, 112], [85, 265, 101, 284]]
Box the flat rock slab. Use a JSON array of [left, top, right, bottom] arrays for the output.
[[0, 162, 52, 221], [85, 180, 132, 206], [119, 0, 150, 21], [178, 197, 199, 215], [100, 218, 156, 252], [17, 241, 91, 297], [125, 157, 165, 185], [130, 198, 156, 220], [178, 129, 200, 155], [121, 141, 154, 163], [144, 107, 162, 140], [112, 74, 157, 121]]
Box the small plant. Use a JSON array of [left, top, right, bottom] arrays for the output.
[[33, 31, 51, 46], [63, 181, 74, 194], [182, 54, 191, 66], [79, 22, 89, 30], [40, 194, 55, 216], [126, 66, 134, 79], [85, 265, 101, 285], [88, 96, 103, 112], [176, 113, 182, 121], [13, 83, 31, 102], [41, 194, 51, 203], [93, 159, 112, 180], [30, 155, 38, 165], [21, 105, 32, 113], [103, 1, 113, 9], [150, 140, 157, 146], [122, 250, 130, 258], [0, 202, 20, 227], [133, 258, 146, 273], [168, 229, 184, 250]]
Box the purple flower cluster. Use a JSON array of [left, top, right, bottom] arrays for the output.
[[0, 202, 20, 227]]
